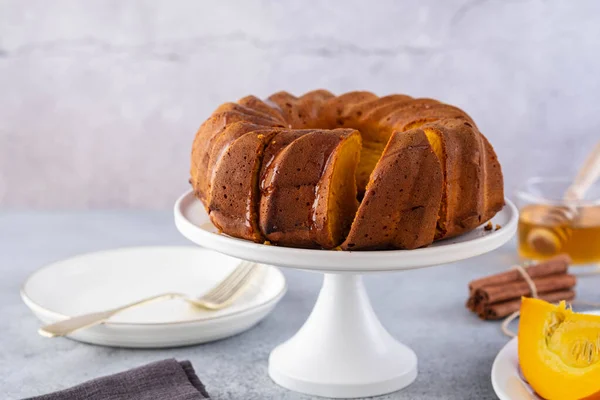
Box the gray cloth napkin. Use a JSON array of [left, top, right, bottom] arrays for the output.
[[26, 359, 210, 400]]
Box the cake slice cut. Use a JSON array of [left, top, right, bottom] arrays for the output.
[[259, 129, 361, 249], [331, 97, 439, 196], [205, 122, 280, 200], [421, 119, 485, 239], [208, 130, 278, 242], [341, 129, 443, 250], [336, 95, 414, 195], [190, 103, 284, 203], [311, 130, 362, 248]]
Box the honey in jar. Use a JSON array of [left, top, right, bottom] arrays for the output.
[[518, 203, 600, 264], [517, 177, 600, 265]]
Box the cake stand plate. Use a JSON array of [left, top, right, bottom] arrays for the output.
[[175, 191, 518, 398]]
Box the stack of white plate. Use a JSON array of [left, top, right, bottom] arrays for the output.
[[21, 246, 286, 348]]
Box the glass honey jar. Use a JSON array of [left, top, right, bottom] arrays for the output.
[[516, 177, 600, 265]]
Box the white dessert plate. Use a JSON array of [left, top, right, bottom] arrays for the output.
[[491, 310, 600, 400], [21, 246, 286, 348]]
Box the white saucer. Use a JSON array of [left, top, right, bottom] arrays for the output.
[[21, 246, 287, 348], [492, 310, 600, 400]]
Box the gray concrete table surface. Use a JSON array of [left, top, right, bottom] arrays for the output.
[[1, 211, 598, 400]]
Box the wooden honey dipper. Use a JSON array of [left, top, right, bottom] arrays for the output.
[[527, 142, 600, 255]]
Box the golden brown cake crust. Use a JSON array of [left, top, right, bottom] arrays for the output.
[[307, 129, 361, 249], [190, 90, 505, 250], [209, 130, 278, 242], [353, 95, 414, 125], [259, 129, 359, 249], [386, 103, 474, 132], [238, 95, 288, 124], [421, 119, 485, 239], [480, 134, 505, 220], [206, 122, 278, 201], [317, 91, 378, 128], [341, 129, 443, 250], [191, 104, 284, 202]]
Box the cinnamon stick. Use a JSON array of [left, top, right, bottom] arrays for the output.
[[474, 274, 576, 305], [477, 290, 575, 320], [466, 296, 476, 311], [468, 254, 572, 294]]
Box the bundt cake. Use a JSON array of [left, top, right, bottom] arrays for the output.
[[190, 91, 504, 250]]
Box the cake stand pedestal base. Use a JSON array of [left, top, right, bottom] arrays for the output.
[[268, 273, 417, 398], [175, 191, 518, 398]]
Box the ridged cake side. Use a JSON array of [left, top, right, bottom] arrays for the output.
[[421, 119, 486, 239], [259, 129, 361, 249], [190, 90, 505, 250], [190, 103, 284, 202], [341, 129, 443, 250], [208, 130, 278, 242], [267, 90, 335, 129], [480, 134, 505, 221], [238, 95, 288, 124]]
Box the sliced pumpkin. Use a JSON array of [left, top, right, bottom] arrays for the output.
[[519, 297, 600, 400]]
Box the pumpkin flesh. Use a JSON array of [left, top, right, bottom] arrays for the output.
[[519, 297, 600, 400]]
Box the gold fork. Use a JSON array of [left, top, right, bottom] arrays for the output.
[[38, 261, 260, 338]]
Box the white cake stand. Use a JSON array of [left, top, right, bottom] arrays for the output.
[[175, 191, 518, 398]]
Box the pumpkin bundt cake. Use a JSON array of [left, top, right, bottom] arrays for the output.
[[190, 91, 504, 250]]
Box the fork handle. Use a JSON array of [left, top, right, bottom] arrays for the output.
[[38, 293, 179, 337], [38, 309, 119, 337]]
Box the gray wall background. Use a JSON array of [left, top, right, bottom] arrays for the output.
[[1, 0, 598, 209]]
